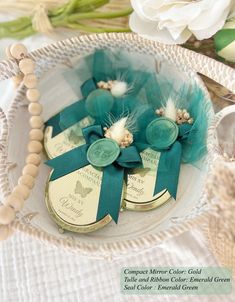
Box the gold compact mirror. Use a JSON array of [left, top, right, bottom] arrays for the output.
[[124, 148, 171, 211], [44, 116, 93, 159], [44, 121, 171, 233], [44, 121, 124, 233], [45, 165, 124, 233]]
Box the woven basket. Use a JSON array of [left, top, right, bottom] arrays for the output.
[[203, 105, 235, 275], [0, 33, 234, 260]]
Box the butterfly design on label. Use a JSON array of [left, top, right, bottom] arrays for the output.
[[75, 180, 93, 198]]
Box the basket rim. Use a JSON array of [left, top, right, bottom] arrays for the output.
[[0, 33, 222, 259], [0, 33, 234, 92]]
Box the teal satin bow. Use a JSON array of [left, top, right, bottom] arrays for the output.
[[45, 78, 97, 137], [153, 123, 192, 199], [45, 76, 139, 138], [135, 109, 193, 199], [46, 125, 142, 223]]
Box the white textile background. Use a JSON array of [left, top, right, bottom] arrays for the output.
[[0, 34, 234, 302]]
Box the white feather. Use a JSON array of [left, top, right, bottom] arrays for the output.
[[164, 98, 177, 121], [109, 117, 127, 143], [111, 81, 128, 97]]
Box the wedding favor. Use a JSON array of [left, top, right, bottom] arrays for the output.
[[44, 49, 210, 233], [1, 34, 224, 257]]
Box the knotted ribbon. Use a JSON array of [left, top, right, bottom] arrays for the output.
[[135, 109, 193, 199], [46, 124, 142, 223], [45, 78, 97, 137], [154, 123, 193, 199]]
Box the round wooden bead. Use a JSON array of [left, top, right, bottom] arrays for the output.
[[0, 225, 12, 241], [0, 205, 15, 225], [23, 73, 37, 89], [12, 74, 23, 86], [29, 129, 43, 141], [28, 103, 42, 115], [5, 45, 13, 59], [27, 140, 42, 153], [19, 58, 35, 74], [4, 194, 24, 211], [23, 164, 38, 177], [26, 153, 41, 166], [30, 116, 43, 128], [26, 88, 40, 102], [13, 185, 30, 200], [18, 174, 35, 189], [10, 43, 27, 60]]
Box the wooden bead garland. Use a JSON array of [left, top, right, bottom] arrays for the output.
[[26, 153, 41, 166], [29, 129, 44, 141], [26, 89, 40, 102], [30, 116, 43, 128], [0, 43, 43, 239]]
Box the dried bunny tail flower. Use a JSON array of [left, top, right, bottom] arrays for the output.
[[104, 117, 133, 148], [97, 76, 131, 98], [104, 117, 128, 144], [104, 113, 136, 147], [115, 71, 139, 96], [163, 98, 177, 121], [206, 162, 235, 241], [111, 81, 128, 98]]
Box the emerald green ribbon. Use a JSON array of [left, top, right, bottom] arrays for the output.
[[154, 141, 182, 199], [136, 115, 192, 199], [46, 125, 142, 223], [45, 78, 97, 137], [153, 123, 192, 199]]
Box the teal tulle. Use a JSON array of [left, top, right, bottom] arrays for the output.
[[62, 49, 152, 127], [178, 85, 210, 164], [45, 48, 212, 203], [51, 48, 211, 167], [85, 49, 152, 96], [134, 76, 211, 165], [58, 49, 209, 168]]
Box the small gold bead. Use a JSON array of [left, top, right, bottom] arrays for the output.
[[183, 112, 190, 119], [188, 118, 194, 124]]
